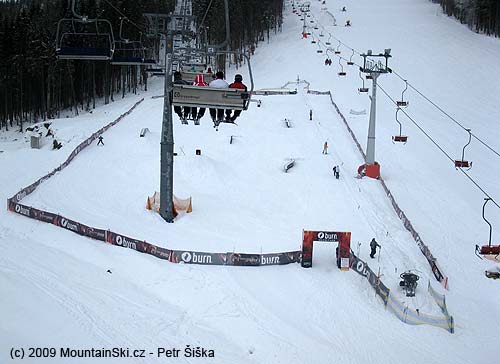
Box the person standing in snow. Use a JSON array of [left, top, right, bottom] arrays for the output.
[[370, 238, 380, 258], [209, 71, 229, 125], [333, 165, 340, 179], [322, 141, 328, 154]]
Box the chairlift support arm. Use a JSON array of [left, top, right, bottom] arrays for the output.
[[461, 128, 472, 162], [483, 198, 493, 247]]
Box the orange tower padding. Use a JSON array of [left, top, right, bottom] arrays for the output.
[[146, 192, 192, 216]]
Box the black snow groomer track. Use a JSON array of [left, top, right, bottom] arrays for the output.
[[399, 271, 419, 297], [485, 268, 500, 280]]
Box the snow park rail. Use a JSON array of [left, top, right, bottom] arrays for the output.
[[350, 253, 454, 333], [307, 90, 449, 290]]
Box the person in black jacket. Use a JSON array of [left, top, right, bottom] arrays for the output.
[[370, 238, 380, 258], [173, 71, 190, 123]]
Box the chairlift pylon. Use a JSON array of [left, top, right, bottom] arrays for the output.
[[475, 198, 500, 262], [392, 108, 408, 143], [454, 128, 472, 169], [55, 0, 115, 61], [358, 71, 368, 93], [397, 80, 409, 107]]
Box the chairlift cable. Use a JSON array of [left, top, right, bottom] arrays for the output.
[[305, 12, 500, 208], [101, 0, 143, 33], [198, 0, 216, 31], [310, 18, 500, 160], [378, 83, 500, 210], [391, 70, 500, 159]]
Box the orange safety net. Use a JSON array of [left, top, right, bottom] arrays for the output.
[[146, 192, 193, 216]]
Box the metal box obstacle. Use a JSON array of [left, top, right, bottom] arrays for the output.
[[30, 135, 41, 149]]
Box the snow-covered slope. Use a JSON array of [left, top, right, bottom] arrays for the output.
[[1, 1, 499, 363]]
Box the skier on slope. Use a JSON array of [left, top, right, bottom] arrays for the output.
[[322, 141, 328, 154], [370, 238, 381, 259]]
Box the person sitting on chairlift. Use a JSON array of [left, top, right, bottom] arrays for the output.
[[208, 71, 229, 124], [190, 74, 208, 124], [225, 74, 247, 123], [173, 71, 191, 123]]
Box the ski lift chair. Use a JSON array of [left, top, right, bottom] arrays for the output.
[[111, 18, 148, 65], [454, 128, 472, 169], [172, 86, 250, 110], [399, 271, 419, 297], [179, 71, 213, 83], [337, 58, 346, 76], [325, 33, 332, 46], [397, 80, 409, 107], [172, 50, 254, 130], [182, 63, 207, 73], [392, 108, 408, 143], [358, 71, 369, 93], [335, 40, 341, 54], [56, 19, 115, 60], [111, 40, 145, 65], [347, 49, 355, 65], [141, 41, 158, 66], [475, 198, 500, 262], [142, 58, 157, 66]]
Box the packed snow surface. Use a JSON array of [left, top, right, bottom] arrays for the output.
[[1, 0, 499, 363]]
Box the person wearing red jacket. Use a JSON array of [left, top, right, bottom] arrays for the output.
[[191, 74, 208, 124], [225, 74, 248, 123]]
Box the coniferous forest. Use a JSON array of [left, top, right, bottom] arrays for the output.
[[431, 0, 500, 36], [0, 0, 284, 131]]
